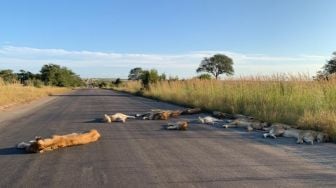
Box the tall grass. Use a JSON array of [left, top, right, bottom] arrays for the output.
[[0, 78, 70, 109], [117, 80, 143, 93], [116, 75, 336, 140]]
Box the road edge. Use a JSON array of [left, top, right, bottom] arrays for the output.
[[0, 89, 77, 128]]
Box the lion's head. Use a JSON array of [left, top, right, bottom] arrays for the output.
[[179, 121, 188, 130], [316, 132, 329, 143], [169, 111, 182, 118], [104, 114, 112, 123], [26, 137, 43, 153]]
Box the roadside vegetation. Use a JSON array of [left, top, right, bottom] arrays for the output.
[[0, 64, 83, 109], [0, 79, 70, 109], [115, 53, 336, 141]]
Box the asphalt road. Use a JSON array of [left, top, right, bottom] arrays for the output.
[[1, 89, 336, 188]]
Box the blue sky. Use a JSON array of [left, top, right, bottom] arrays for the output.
[[0, 0, 335, 78]]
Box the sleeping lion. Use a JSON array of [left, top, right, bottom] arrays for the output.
[[181, 108, 202, 115], [104, 113, 136, 123], [136, 111, 170, 120], [292, 129, 329, 144], [150, 109, 182, 118], [17, 129, 101, 153], [223, 119, 269, 132], [166, 121, 188, 130], [198, 116, 222, 125], [262, 123, 292, 139], [263, 124, 328, 144]]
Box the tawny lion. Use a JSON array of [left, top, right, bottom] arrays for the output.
[[263, 123, 292, 139], [282, 128, 328, 144], [17, 129, 101, 153], [151, 109, 182, 118], [136, 111, 170, 120], [168, 110, 182, 118], [181, 108, 202, 115], [166, 121, 188, 130], [212, 111, 235, 119], [104, 113, 136, 123], [198, 116, 222, 125], [263, 124, 328, 144], [223, 119, 269, 132]]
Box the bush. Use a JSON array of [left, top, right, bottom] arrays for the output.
[[197, 74, 212, 80], [23, 79, 44, 88], [140, 69, 160, 88], [114, 78, 122, 87], [0, 69, 18, 83], [98, 81, 106, 88]]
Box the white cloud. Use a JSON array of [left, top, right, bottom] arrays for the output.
[[0, 45, 328, 78]]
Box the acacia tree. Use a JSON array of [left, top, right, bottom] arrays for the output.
[[196, 54, 234, 79]]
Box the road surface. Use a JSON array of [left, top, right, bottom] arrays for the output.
[[1, 89, 336, 188]]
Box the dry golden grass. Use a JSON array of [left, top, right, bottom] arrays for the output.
[[116, 75, 336, 141], [117, 80, 143, 93], [0, 78, 70, 109]]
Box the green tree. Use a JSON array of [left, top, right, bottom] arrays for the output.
[[40, 64, 83, 87], [314, 52, 336, 80], [140, 69, 160, 88], [0, 69, 17, 83], [17, 70, 41, 84], [40, 64, 61, 85], [128, 67, 143, 80], [159, 73, 166, 81], [196, 54, 234, 79], [323, 52, 336, 75]]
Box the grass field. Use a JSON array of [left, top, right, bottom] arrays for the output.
[[116, 75, 336, 141], [0, 78, 70, 109]]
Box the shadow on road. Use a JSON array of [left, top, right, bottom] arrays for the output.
[[83, 118, 104, 123], [0, 147, 29, 155]]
